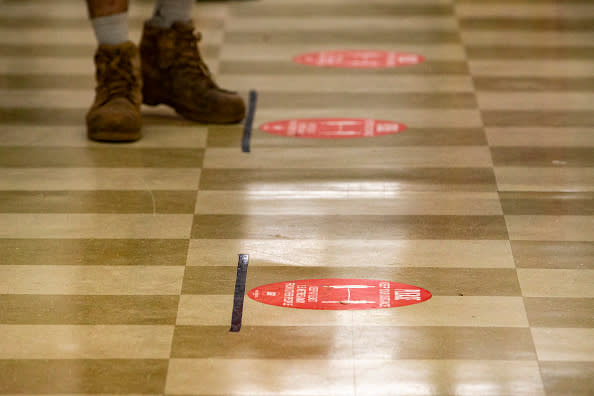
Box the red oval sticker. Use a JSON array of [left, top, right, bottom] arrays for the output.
[[260, 118, 407, 139], [293, 50, 425, 68], [248, 279, 432, 310]]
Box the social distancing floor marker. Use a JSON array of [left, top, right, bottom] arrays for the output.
[[260, 118, 407, 139], [249, 279, 432, 310], [293, 50, 425, 68]]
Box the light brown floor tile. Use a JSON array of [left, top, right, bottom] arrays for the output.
[[219, 75, 473, 93], [506, 215, 594, 241], [187, 239, 515, 268], [0, 239, 188, 266], [166, 358, 355, 395], [204, 147, 492, 169], [355, 360, 544, 396], [0, 168, 201, 191], [171, 326, 354, 359], [483, 111, 594, 127], [192, 215, 508, 240], [0, 265, 184, 295], [210, 127, 487, 148], [0, 125, 208, 148], [256, 92, 477, 109], [230, 3, 453, 17], [459, 17, 594, 32], [491, 147, 594, 167], [195, 191, 502, 215], [0, 359, 168, 393], [532, 328, 594, 361], [182, 266, 520, 296], [177, 296, 526, 327], [468, 46, 594, 60], [456, 3, 594, 18], [0, 295, 179, 324], [470, 60, 594, 77], [199, 168, 497, 192], [462, 31, 594, 46], [494, 167, 594, 192], [476, 78, 594, 92], [486, 128, 594, 147], [0, 325, 173, 359], [518, 269, 594, 297], [478, 92, 594, 110], [0, 147, 204, 168], [511, 241, 594, 269], [524, 298, 594, 328], [0, 214, 193, 238], [227, 16, 458, 31], [220, 59, 469, 75], [225, 30, 460, 46], [0, 190, 196, 214], [500, 192, 594, 215], [540, 361, 594, 396]]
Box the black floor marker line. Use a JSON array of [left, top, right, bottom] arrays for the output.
[[230, 254, 249, 332], [241, 90, 258, 153]]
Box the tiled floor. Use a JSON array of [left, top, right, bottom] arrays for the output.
[[0, 0, 593, 395]]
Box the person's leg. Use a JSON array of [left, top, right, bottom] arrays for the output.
[[87, 0, 129, 45], [85, 0, 142, 142], [139, 0, 245, 124]]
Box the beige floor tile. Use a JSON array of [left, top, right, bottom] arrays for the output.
[[176, 296, 526, 327], [477, 92, 594, 111], [0, 168, 201, 191], [0, 125, 207, 148], [470, 60, 594, 77], [517, 269, 594, 297], [524, 298, 594, 328], [195, 191, 502, 215], [540, 361, 594, 396], [494, 167, 594, 192], [532, 328, 594, 361], [0, 325, 173, 359], [217, 75, 473, 93], [505, 215, 594, 241], [204, 147, 492, 169], [355, 360, 545, 396], [187, 239, 515, 268], [166, 358, 355, 395], [511, 241, 594, 270], [0, 214, 193, 238], [486, 128, 594, 147], [0, 265, 184, 295]]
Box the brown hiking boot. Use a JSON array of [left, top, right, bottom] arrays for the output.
[[140, 21, 245, 124], [86, 41, 142, 142]]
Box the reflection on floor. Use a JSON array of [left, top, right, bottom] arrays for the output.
[[0, 0, 593, 395]]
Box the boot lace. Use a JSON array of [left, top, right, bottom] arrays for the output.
[[172, 26, 217, 87], [96, 48, 138, 104]]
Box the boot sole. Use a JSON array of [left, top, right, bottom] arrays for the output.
[[88, 128, 142, 142], [143, 98, 245, 124]]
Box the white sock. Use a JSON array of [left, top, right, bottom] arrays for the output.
[[91, 12, 129, 45], [150, 0, 193, 28]]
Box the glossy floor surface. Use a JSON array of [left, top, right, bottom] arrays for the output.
[[1, 0, 593, 395]]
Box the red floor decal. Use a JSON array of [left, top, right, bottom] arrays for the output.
[[248, 279, 432, 310], [293, 50, 425, 68], [260, 118, 407, 139]]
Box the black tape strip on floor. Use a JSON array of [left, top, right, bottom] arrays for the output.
[[241, 90, 258, 153], [230, 254, 249, 332]]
